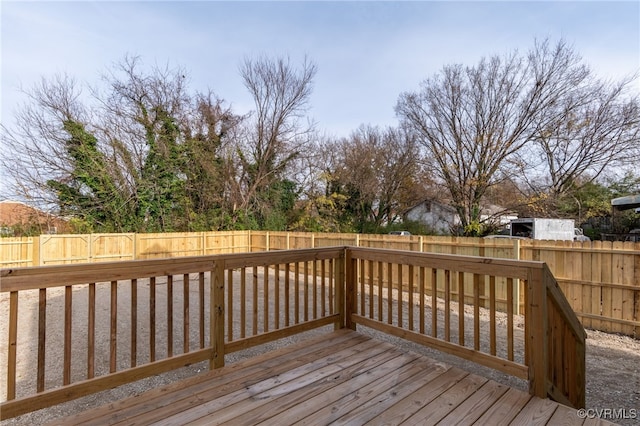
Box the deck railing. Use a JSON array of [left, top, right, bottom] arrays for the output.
[[0, 246, 585, 420], [344, 247, 586, 409]]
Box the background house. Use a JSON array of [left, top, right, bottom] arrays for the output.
[[404, 200, 517, 235], [0, 201, 69, 236], [404, 200, 459, 234]]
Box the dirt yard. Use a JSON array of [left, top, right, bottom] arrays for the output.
[[1, 278, 639, 425]]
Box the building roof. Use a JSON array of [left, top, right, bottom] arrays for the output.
[[0, 201, 68, 232], [406, 199, 457, 214], [611, 194, 640, 211]]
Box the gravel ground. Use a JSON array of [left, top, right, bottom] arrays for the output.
[[1, 275, 638, 425]]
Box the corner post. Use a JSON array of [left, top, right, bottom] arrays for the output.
[[210, 259, 225, 369], [344, 247, 356, 331], [526, 266, 548, 399]]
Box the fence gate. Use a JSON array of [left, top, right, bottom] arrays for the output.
[[39, 234, 90, 265]]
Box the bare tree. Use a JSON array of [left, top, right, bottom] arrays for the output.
[[524, 77, 640, 200], [96, 55, 190, 167], [1, 74, 88, 206], [327, 125, 427, 232], [396, 39, 590, 235], [234, 55, 317, 227]]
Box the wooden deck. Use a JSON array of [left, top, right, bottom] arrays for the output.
[[50, 330, 604, 426]]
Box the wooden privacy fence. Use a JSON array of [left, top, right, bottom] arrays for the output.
[[0, 231, 251, 266], [1, 231, 638, 337], [0, 246, 584, 420]]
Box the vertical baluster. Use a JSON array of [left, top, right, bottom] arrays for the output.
[[321, 260, 326, 317], [240, 268, 246, 338], [274, 264, 280, 328], [359, 259, 365, 316], [7, 291, 18, 400], [458, 272, 465, 346], [507, 277, 514, 361], [110, 281, 117, 373], [408, 265, 414, 331], [313, 260, 318, 320], [131, 279, 137, 367], [398, 264, 403, 328], [253, 266, 258, 335], [284, 263, 290, 326], [431, 269, 437, 338], [419, 267, 425, 334], [64, 285, 72, 384], [328, 259, 334, 315], [303, 261, 309, 322], [167, 275, 173, 357], [474, 274, 480, 351], [444, 270, 451, 342], [294, 263, 300, 324], [227, 270, 233, 342], [387, 263, 393, 325], [38, 288, 47, 391], [377, 262, 383, 322], [368, 260, 374, 320], [199, 272, 205, 349], [182, 274, 189, 353], [489, 275, 496, 356], [264, 266, 270, 332], [150, 277, 156, 362]]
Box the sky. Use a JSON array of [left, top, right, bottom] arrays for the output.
[[2, 0, 639, 141]]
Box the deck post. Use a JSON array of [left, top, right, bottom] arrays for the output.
[[344, 248, 356, 331], [526, 266, 548, 399], [210, 259, 225, 369]]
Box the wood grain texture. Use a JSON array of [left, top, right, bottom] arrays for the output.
[[48, 331, 606, 426]]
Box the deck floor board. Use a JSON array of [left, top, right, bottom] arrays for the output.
[[51, 330, 609, 426]]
